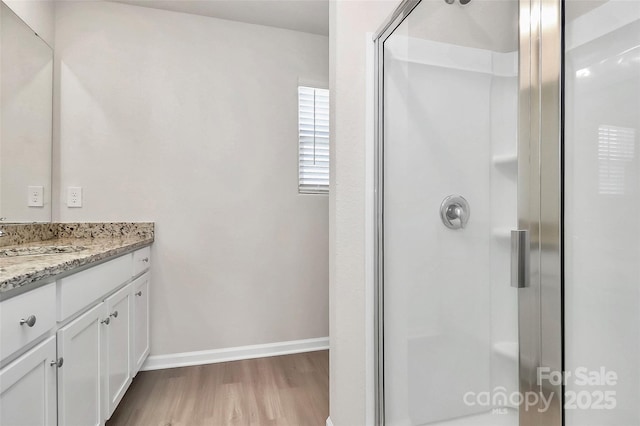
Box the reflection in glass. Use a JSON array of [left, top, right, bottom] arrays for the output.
[[565, 1, 640, 424], [0, 3, 53, 222]]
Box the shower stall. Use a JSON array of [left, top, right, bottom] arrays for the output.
[[373, 0, 640, 425]]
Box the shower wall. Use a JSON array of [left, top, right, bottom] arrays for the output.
[[384, 33, 517, 425], [565, 1, 640, 425]]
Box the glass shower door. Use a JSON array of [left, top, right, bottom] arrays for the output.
[[379, 1, 520, 424], [564, 1, 640, 424], [375, 0, 563, 425]]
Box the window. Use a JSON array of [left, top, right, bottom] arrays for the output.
[[298, 86, 329, 194]]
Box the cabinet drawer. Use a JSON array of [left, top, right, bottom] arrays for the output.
[[57, 255, 132, 322], [0, 284, 56, 361], [132, 246, 151, 277]]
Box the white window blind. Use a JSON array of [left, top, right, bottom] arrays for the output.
[[298, 86, 329, 193]]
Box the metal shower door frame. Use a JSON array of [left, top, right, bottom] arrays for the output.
[[373, 3, 421, 424], [372, 0, 564, 424], [518, 0, 563, 424]]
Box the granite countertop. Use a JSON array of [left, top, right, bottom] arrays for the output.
[[0, 223, 154, 299]]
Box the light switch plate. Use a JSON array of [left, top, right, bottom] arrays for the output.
[[67, 187, 82, 208], [28, 186, 44, 207]]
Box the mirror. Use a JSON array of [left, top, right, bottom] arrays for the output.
[[0, 1, 53, 222]]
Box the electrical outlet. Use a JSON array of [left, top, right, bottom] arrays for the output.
[[28, 186, 44, 207], [67, 187, 82, 208]]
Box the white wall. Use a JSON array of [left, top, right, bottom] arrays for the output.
[[4, 0, 54, 47], [54, 1, 329, 356], [329, 1, 400, 425]]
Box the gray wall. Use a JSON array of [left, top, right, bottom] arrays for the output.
[[54, 1, 329, 356]]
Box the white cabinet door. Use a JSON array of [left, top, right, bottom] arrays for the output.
[[0, 336, 57, 426], [57, 303, 106, 426], [131, 272, 150, 376], [104, 283, 133, 419]]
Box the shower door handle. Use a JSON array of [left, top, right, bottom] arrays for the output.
[[511, 230, 529, 288]]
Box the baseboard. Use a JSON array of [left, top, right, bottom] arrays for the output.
[[326, 416, 333, 426], [141, 336, 329, 371]]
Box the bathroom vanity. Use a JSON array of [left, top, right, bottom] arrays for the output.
[[0, 223, 154, 426], [0, 6, 154, 424]]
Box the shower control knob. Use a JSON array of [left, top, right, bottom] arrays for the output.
[[440, 195, 470, 230]]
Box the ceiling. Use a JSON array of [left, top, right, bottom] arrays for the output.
[[112, 0, 329, 36], [406, 0, 519, 53]]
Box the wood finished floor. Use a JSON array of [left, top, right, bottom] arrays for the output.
[[106, 350, 329, 426]]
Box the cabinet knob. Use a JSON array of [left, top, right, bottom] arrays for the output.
[[50, 357, 63, 368], [135, 291, 142, 296], [101, 317, 110, 325], [19, 315, 37, 327], [110, 310, 118, 318], [141, 257, 149, 263]]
